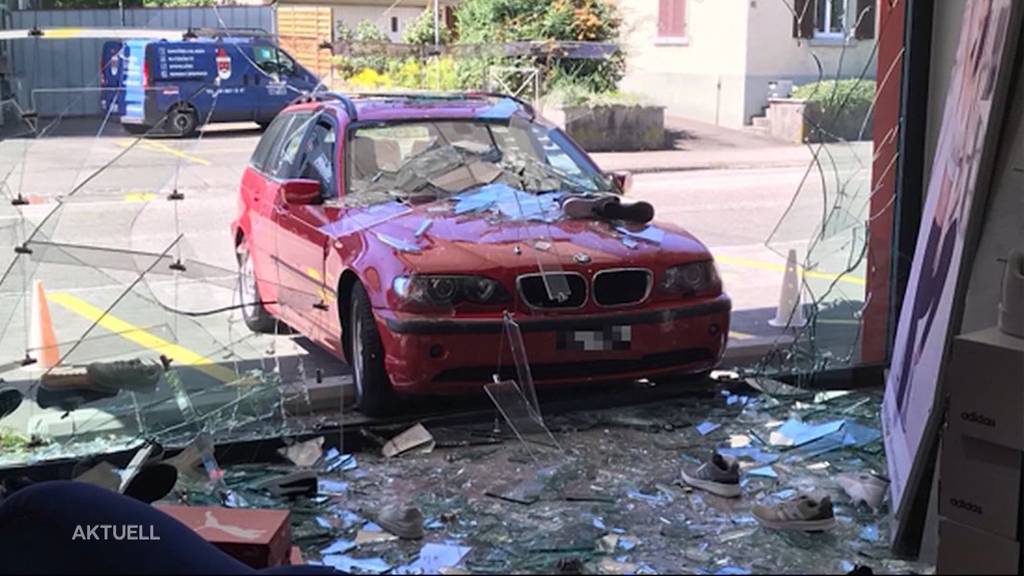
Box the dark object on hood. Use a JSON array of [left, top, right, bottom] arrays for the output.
[[562, 194, 655, 224]]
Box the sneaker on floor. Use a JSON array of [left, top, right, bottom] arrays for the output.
[[681, 452, 741, 498], [0, 387, 23, 420], [836, 472, 889, 510], [374, 505, 424, 540], [753, 494, 837, 532]]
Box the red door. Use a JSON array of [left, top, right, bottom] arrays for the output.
[[273, 112, 343, 351]]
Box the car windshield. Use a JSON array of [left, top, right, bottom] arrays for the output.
[[345, 117, 615, 206]]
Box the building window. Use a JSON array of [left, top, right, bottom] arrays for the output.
[[657, 0, 686, 39], [793, 0, 874, 41], [815, 0, 846, 38], [391, 17, 399, 34]]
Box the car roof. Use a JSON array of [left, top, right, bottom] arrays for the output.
[[286, 92, 534, 123]]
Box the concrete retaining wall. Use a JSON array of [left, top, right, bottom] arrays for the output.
[[545, 104, 665, 152], [766, 98, 874, 143]]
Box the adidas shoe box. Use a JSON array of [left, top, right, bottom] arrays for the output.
[[947, 327, 1024, 451], [938, 517, 1020, 574], [938, 431, 1022, 540], [938, 327, 1024, 573]]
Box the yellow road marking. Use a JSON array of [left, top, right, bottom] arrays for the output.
[[730, 331, 754, 340], [44, 28, 84, 39], [124, 192, 157, 202], [715, 254, 866, 287], [48, 292, 237, 383], [118, 139, 211, 166]]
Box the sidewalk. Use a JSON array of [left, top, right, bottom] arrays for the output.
[[592, 146, 814, 174], [589, 114, 873, 174]]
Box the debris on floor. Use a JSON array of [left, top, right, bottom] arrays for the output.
[[382, 424, 436, 458], [159, 382, 929, 574]]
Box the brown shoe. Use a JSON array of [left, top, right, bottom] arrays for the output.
[[374, 505, 424, 540], [752, 494, 837, 532]]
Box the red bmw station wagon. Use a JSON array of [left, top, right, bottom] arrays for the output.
[[232, 92, 731, 415]]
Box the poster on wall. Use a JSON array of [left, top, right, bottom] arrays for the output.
[[883, 0, 1020, 550]]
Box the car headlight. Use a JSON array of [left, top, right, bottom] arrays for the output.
[[661, 261, 721, 296], [393, 275, 511, 306]]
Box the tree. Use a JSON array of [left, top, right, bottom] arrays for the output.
[[402, 8, 452, 46], [454, 0, 623, 93]]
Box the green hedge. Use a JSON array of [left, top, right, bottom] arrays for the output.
[[792, 79, 876, 141], [791, 79, 875, 115]]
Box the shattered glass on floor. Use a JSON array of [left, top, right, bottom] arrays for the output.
[[166, 384, 930, 575]]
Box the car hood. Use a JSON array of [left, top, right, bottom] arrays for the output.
[[322, 190, 711, 275]]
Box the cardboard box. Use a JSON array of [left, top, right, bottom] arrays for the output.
[[938, 517, 1020, 574], [156, 505, 291, 568], [947, 327, 1024, 450], [939, 431, 1023, 539]]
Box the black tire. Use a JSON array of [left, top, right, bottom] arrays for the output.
[[168, 105, 198, 137], [349, 282, 395, 416], [237, 244, 277, 333], [122, 123, 150, 135]]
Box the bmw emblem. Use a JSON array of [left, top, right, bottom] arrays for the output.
[[573, 252, 591, 265]]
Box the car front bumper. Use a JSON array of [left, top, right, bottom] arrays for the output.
[[374, 295, 731, 393]]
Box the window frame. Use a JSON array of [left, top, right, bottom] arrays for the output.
[[292, 112, 340, 201], [814, 0, 848, 41], [267, 111, 316, 179]]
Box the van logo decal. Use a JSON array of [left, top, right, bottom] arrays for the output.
[[216, 48, 232, 81]]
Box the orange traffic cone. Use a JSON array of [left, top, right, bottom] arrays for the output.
[[28, 280, 60, 369]]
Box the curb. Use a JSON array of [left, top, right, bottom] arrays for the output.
[[620, 160, 816, 175]]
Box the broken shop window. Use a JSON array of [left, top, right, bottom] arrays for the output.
[[0, 0, 894, 492]]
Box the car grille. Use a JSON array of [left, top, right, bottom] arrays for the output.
[[593, 269, 652, 306], [518, 273, 587, 309]]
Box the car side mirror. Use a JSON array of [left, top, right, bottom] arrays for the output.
[[610, 171, 633, 195], [281, 179, 321, 205]]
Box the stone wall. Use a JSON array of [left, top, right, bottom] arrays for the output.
[[766, 98, 874, 144], [545, 105, 666, 152]]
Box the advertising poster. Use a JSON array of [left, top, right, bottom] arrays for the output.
[[882, 0, 1018, 545]]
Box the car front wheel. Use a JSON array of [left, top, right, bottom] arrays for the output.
[[349, 282, 395, 416], [237, 244, 277, 333]]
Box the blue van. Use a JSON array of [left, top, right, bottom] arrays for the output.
[[101, 32, 319, 136]]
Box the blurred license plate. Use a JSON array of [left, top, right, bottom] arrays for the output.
[[557, 326, 632, 351]]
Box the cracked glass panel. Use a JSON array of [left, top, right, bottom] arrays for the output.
[[0, 24, 332, 468], [0, 0, 896, 471]]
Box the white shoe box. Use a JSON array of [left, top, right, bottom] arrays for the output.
[[938, 517, 1020, 574], [947, 328, 1024, 451], [938, 431, 1022, 540]]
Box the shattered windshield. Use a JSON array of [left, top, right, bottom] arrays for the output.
[[346, 119, 614, 205]]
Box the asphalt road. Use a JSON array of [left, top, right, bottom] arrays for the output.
[[0, 120, 872, 452]]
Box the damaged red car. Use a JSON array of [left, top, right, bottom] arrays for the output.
[[232, 93, 731, 416]]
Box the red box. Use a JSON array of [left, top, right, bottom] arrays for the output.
[[156, 505, 292, 568]]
